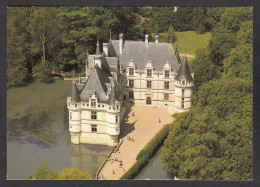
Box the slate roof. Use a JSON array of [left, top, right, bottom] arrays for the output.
[[107, 81, 117, 106], [70, 81, 80, 103], [175, 45, 181, 64], [109, 40, 179, 73], [80, 65, 112, 102], [175, 53, 193, 82]]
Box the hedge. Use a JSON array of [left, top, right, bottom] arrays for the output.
[[120, 124, 170, 179], [136, 124, 170, 160]]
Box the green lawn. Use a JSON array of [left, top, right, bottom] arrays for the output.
[[152, 31, 211, 56]]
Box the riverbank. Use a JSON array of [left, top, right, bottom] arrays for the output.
[[97, 105, 174, 180]]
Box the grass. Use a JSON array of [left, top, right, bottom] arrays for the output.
[[152, 31, 211, 55]]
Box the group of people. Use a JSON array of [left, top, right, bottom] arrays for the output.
[[127, 136, 134, 142]]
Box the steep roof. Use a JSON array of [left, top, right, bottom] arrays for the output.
[[109, 40, 179, 73], [175, 44, 181, 64], [175, 53, 193, 82], [107, 81, 117, 106], [70, 81, 80, 103], [80, 65, 111, 102]]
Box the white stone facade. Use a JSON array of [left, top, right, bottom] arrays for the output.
[[67, 94, 121, 146]]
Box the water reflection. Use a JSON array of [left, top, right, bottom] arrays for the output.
[[70, 144, 112, 177]]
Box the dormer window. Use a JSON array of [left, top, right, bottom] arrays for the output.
[[91, 99, 96, 107], [165, 70, 170, 78], [129, 68, 134, 75], [147, 69, 152, 77]]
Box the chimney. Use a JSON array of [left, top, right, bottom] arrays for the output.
[[119, 33, 124, 54], [103, 43, 108, 56], [145, 34, 149, 45], [155, 35, 159, 44]]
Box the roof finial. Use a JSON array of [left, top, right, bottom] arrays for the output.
[[95, 33, 101, 55]]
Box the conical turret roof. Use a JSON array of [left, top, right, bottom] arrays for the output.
[[70, 80, 80, 103], [107, 81, 117, 106], [175, 44, 181, 64], [175, 53, 193, 82]]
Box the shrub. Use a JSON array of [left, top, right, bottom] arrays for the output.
[[33, 63, 54, 83], [136, 125, 169, 160], [35, 129, 58, 146]]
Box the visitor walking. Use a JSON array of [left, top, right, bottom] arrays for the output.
[[132, 112, 135, 116], [159, 118, 161, 123], [112, 170, 115, 174]]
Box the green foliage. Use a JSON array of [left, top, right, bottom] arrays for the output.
[[28, 161, 92, 179], [35, 129, 58, 146], [58, 167, 92, 179], [207, 7, 226, 30], [136, 125, 170, 160], [193, 7, 208, 34], [32, 63, 54, 83], [190, 48, 221, 90], [28, 161, 58, 179], [208, 7, 252, 65], [174, 7, 194, 31], [162, 8, 252, 180], [167, 25, 177, 43], [120, 154, 149, 179]]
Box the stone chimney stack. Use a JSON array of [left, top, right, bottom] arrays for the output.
[[145, 34, 149, 45], [103, 43, 108, 56], [155, 35, 159, 44], [119, 33, 124, 54]]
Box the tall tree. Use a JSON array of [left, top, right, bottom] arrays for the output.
[[193, 7, 208, 34]]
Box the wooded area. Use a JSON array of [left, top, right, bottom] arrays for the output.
[[161, 7, 253, 180], [8, 6, 215, 88]]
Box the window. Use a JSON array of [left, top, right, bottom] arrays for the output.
[[91, 111, 97, 119], [83, 103, 85, 106], [165, 70, 170, 78], [181, 98, 184, 108], [69, 112, 72, 119], [164, 94, 169, 100], [129, 92, 134, 99], [146, 97, 152, 105], [117, 105, 119, 109], [75, 104, 77, 107], [164, 82, 169, 89], [182, 89, 185, 97], [91, 124, 97, 132], [147, 81, 152, 88], [129, 80, 134, 88], [91, 99, 96, 107], [102, 105, 104, 108], [116, 116, 119, 123], [147, 69, 152, 77], [129, 68, 134, 75]]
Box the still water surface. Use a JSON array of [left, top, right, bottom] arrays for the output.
[[7, 79, 111, 179], [7, 79, 173, 180]]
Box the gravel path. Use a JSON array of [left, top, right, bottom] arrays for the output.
[[98, 105, 173, 180]]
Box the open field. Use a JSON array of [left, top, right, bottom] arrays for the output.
[[152, 31, 211, 56]]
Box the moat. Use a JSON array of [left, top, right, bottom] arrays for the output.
[[7, 79, 172, 179]]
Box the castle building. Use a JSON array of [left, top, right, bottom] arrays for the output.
[[67, 33, 194, 146]]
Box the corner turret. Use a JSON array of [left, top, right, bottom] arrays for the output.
[[174, 52, 194, 112]]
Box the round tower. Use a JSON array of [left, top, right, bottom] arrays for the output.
[[106, 82, 121, 146], [67, 80, 81, 144], [174, 53, 194, 112]]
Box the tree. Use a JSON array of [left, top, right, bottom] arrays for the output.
[[162, 7, 253, 180], [28, 161, 92, 179], [58, 168, 92, 179], [29, 7, 61, 67], [174, 7, 194, 31], [193, 7, 208, 34], [167, 25, 176, 43]]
